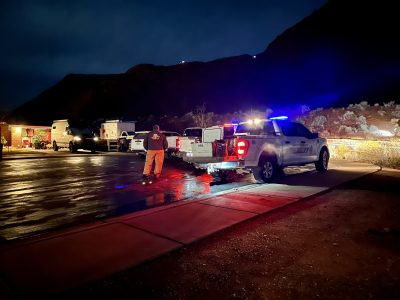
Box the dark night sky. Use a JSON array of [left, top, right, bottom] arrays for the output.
[[0, 0, 326, 112]]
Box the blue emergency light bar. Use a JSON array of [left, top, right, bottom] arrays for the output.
[[268, 116, 288, 120]]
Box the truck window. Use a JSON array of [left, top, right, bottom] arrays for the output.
[[235, 121, 274, 135], [278, 121, 312, 138], [184, 128, 203, 137], [71, 127, 92, 135], [277, 121, 298, 136], [295, 123, 313, 138], [163, 132, 180, 137], [223, 126, 235, 137], [134, 133, 148, 139]]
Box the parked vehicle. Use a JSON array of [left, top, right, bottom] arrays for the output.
[[51, 119, 99, 153], [100, 120, 136, 140], [130, 131, 150, 155], [183, 117, 329, 182], [117, 131, 136, 152], [163, 131, 181, 157], [120, 131, 136, 140], [130, 130, 181, 158]]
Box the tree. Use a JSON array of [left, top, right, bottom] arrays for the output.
[[192, 103, 214, 127]]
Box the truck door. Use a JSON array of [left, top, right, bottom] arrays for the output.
[[277, 121, 311, 164], [295, 123, 319, 162]]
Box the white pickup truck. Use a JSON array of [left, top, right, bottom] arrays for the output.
[[117, 130, 136, 152], [183, 117, 329, 182], [130, 130, 181, 158]]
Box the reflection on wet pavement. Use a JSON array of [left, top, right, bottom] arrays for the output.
[[0, 156, 252, 241]]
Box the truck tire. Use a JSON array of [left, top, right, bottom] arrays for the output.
[[53, 141, 58, 151], [315, 148, 329, 172], [259, 156, 277, 183], [69, 142, 77, 153]]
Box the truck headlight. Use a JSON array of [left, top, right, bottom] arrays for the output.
[[73, 136, 82, 141], [93, 137, 99, 142]]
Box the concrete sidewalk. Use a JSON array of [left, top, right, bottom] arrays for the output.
[[0, 162, 379, 298]]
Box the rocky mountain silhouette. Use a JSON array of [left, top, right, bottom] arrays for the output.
[[5, 0, 400, 125]]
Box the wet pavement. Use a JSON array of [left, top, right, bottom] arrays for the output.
[[0, 154, 255, 242], [0, 160, 380, 298]]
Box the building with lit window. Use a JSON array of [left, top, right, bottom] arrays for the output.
[[1, 123, 51, 149]]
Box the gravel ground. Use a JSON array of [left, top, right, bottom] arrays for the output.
[[59, 169, 400, 300]]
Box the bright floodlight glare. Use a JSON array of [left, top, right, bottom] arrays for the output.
[[253, 55, 256, 59], [93, 137, 99, 142], [254, 118, 261, 125], [73, 136, 81, 141], [247, 119, 254, 125], [15, 127, 21, 133]]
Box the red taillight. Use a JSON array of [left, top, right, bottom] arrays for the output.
[[176, 137, 181, 150], [236, 139, 249, 156]]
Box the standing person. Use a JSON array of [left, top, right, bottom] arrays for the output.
[[142, 124, 168, 181]]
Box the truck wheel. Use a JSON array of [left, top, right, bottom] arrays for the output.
[[69, 142, 77, 153], [53, 141, 58, 151], [315, 148, 329, 172], [259, 157, 277, 183]]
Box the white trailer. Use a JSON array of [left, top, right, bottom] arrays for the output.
[[100, 120, 136, 140], [100, 120, 136, 151]]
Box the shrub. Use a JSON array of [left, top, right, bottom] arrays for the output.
[[357, 140, 400, 169], [333, 144, 351, 159]]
